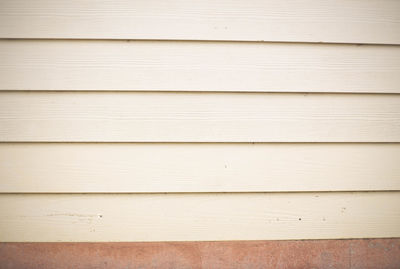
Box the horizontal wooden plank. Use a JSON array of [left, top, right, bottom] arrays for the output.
[[0, 92, 399, 142], [2, 239, 400, 269], [0, 0, 399, 44], [1, 143, 400, 192], [0, 192, 399, 241], [1, 40, 400, 93]]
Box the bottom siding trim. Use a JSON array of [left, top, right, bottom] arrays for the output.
[[0, 192, 399, 242], [1, 239, 399, 269]]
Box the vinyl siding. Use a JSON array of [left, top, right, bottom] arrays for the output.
[[1, 0, 399, 44], [0, 0, 399, 242]]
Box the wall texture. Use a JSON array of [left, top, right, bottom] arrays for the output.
[[1, 239, 400, 269], [0, 0, 399, 247]]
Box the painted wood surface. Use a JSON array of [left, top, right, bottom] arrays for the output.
[[1, 92, 399, 142], [1, 0, 399, 244], [1, 143, 400, 193], [1, 40, 400, 93], [0, 192, 399, 242], [0, 0, 399, 44]]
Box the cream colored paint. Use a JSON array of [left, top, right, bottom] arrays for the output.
[[1, 0, 399, 243], [0, 92, 399, 142], [0, 0, 399, 44], [1, 143, 400, 193], [1, 40, 400, 92], [0, 192, 399, 242]]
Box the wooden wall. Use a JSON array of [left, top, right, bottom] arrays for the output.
[[0, 0, 399, 242]]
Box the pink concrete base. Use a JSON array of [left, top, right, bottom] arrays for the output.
[[1, 239, 399, 269]]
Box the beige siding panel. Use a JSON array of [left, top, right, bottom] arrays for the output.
[[1, 143, 400, 193], [0, 0, 399, 44], [1, 41, 400, 93], [0, 192, 399, 242], [1, 92, 399, 142]]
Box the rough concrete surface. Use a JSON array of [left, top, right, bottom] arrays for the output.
[[1, 239, 399, 269]]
